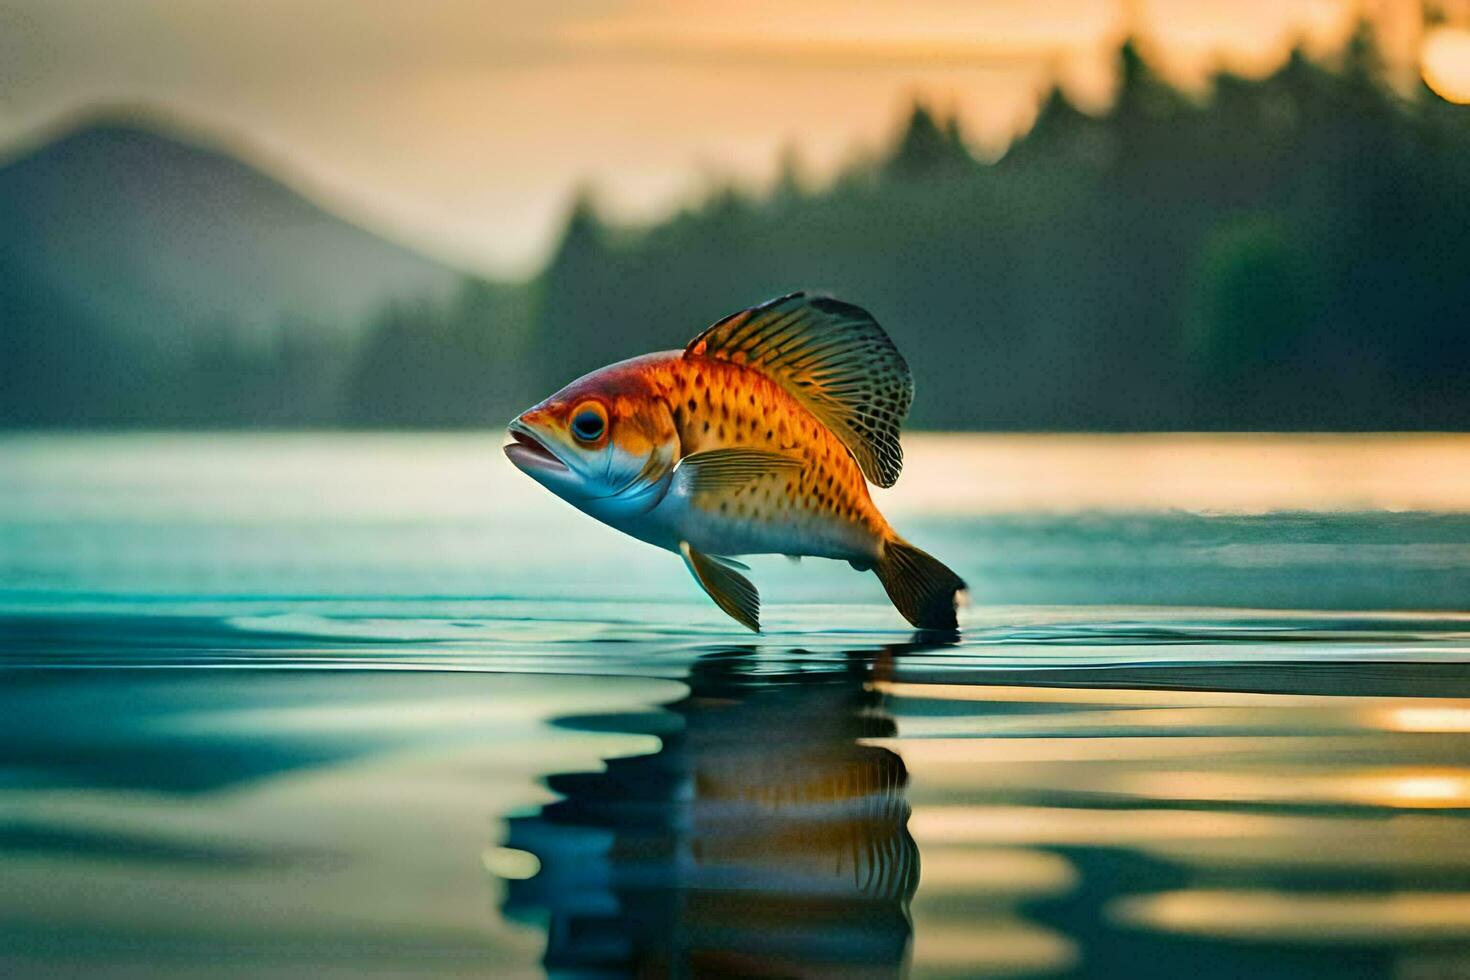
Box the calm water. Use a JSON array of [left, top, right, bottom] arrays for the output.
[[2, 433, 1470, 978]]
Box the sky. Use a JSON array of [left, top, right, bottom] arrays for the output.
[[1, 0, 1465, 275]]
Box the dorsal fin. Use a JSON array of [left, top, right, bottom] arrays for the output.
[[684, 292, 914, 487]]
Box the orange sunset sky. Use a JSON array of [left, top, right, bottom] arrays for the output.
[[2, 0, 1467, 273]]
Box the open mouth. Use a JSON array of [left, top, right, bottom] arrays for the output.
[[504, 424, 568, 472]]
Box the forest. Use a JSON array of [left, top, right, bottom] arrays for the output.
[[352, 32, 1470, 431]]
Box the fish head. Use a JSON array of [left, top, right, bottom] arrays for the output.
[[505, 356, 678, 519]]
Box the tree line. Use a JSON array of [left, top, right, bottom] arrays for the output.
[[351, 29, 1470, 431]]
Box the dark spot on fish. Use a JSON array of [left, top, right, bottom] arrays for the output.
[[703, 420, 710, 434], [687, 398, 697, 413]]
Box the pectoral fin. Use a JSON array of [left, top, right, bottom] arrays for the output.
[[680, 541, 761, 633], [678, 448, 801, 493]]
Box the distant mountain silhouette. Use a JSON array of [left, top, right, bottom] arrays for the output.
[[0, 109, 461, 424]]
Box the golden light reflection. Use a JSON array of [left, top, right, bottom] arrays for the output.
[[907, 806, 1470, 873], [879, 682, 1470, 740], [1376, 705, 1470, 733], [888, 706, 1310, 740], [1112, 889, 1470, 942], [879, 735, 1470, 801], [1352, 770, 1470, 808], [1423, 26, 1470, 103], [907, 919, 1078, 974], [909, 805, 1283, 846], [877, 434, 1470, 515], [907, 805, 1470, 847], [870, 735, 1278, 765], [1111, 768, 1470, 809]]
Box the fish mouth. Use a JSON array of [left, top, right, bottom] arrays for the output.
[[504, 422, 569, 473]]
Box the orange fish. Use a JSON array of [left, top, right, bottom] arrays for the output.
[[504, 292, 967, 632]]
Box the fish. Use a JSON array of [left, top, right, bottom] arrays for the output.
[[503, 291, 968, 632]]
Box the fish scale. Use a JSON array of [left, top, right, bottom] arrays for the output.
[[658, 355, 888, 556]]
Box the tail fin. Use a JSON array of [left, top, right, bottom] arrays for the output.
[[873, 536, 968, 631]]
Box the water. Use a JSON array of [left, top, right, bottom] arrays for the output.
[[2, 433, 1469, 978]]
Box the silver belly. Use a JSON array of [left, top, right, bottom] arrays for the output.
[[609, 480, 878, 561]]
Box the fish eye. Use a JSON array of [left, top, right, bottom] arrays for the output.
[[570, 403, 607, 444]]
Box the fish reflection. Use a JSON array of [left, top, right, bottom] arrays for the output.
[[501, 647, 922, 977]]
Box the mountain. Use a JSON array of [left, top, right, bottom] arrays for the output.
[[0, 108, 462, 424]]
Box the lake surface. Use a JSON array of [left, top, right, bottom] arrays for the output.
[[2, 433, 1469, 978]]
